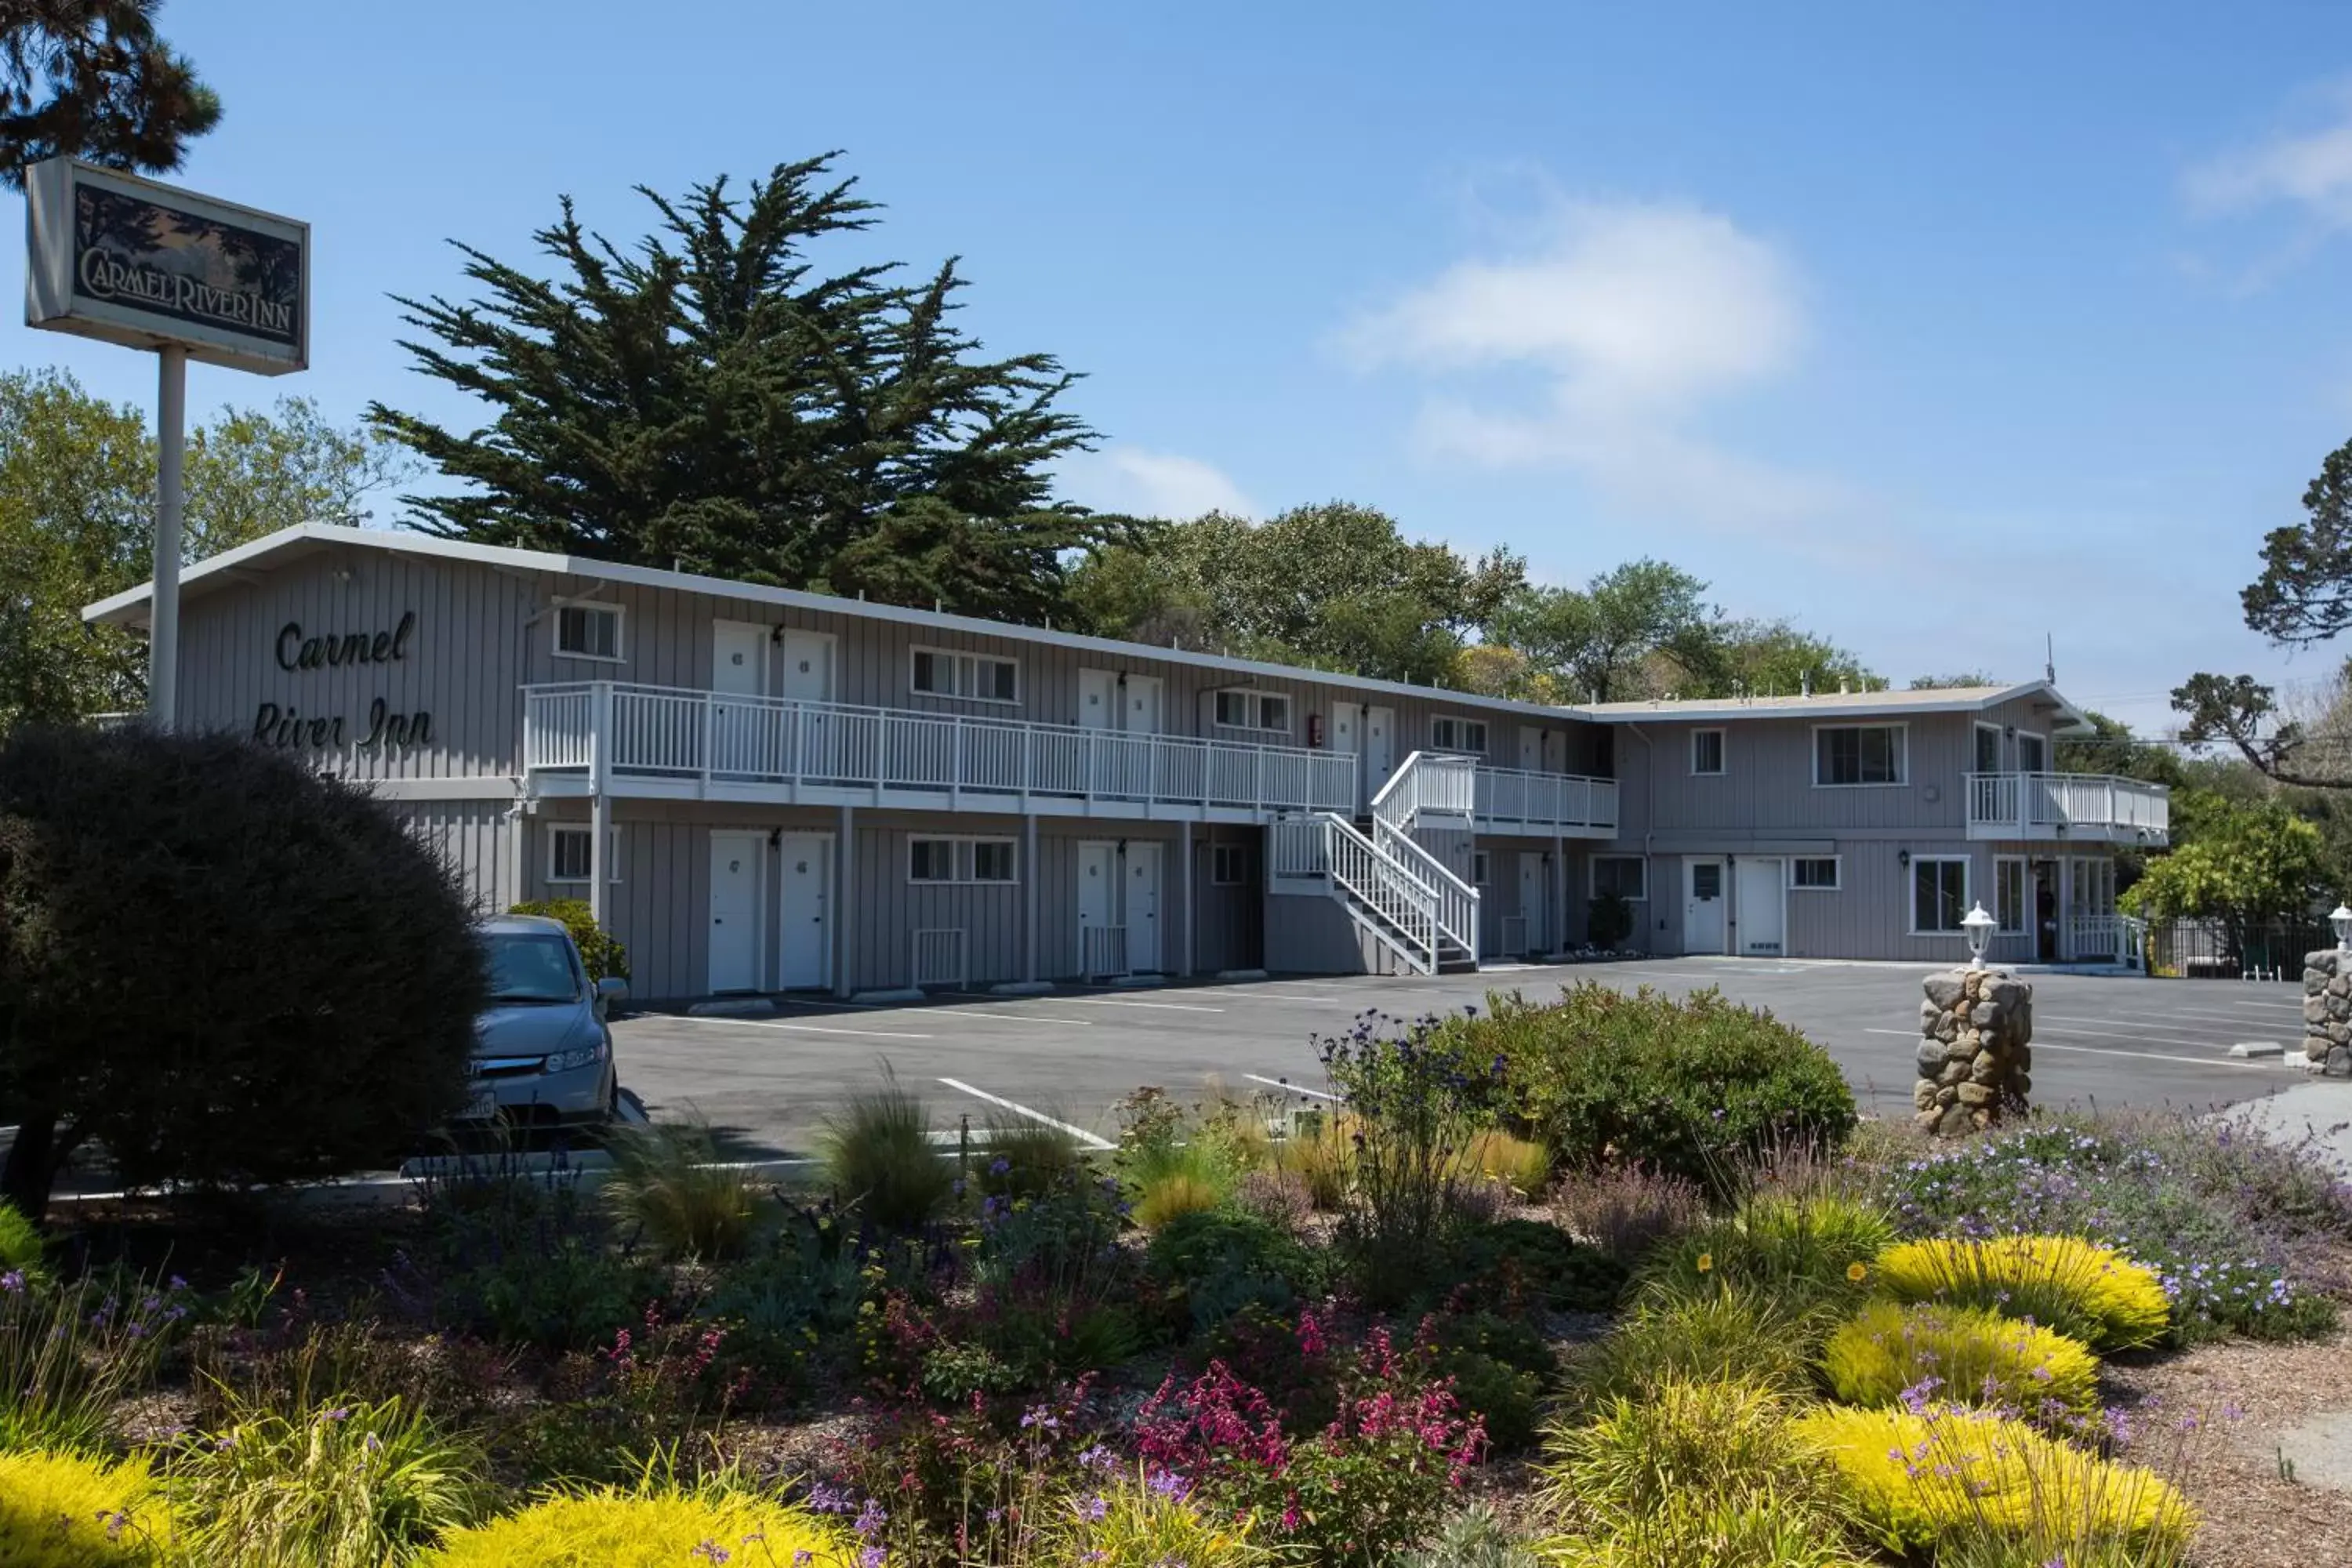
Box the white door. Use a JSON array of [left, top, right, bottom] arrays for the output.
[[1685, 858, 1727, 956], [1735, 858, 1784, 956], [1366, 706, 1396, 791], [1544, 729, 1566, 773], [1127, 842, 1163, 972], [1330, 701, 1364, 809], [779, 629, 833, 702], [1079, 669, 1117, 729], [711, 621, 768, 776], [708, 831, 764, 993], [1519, 726, 1544, 772], [779, 628, 837, 776], [776, 832, 831, 989], [1123, 674, 1163, 734], [1077, 841, 1118, 975], [1518, 852, 1548, 954]]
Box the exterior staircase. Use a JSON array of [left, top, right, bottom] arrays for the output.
[[1268, 753, 1483, 977]]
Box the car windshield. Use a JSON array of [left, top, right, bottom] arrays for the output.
[[482, 931, 582, 1004]]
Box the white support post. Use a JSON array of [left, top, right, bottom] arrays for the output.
[[1180, 818, 1195, 977], [835, 804, 856, 996], [148, 344, 187, 728], [1554, 832, 1566, 956], [1023, 814, 1041, 984], [589, 792, 612, 929]]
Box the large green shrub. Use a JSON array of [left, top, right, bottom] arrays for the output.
[[507, 898, 629, 983], [0, 725, 486, 1216], [1461, 985, 1857, 1194], [1143, 1208, 1323, 1333]]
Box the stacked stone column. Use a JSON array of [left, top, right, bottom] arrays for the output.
[[2300, 949, 2352, 1076], [1913, 967, 2034, 1136]]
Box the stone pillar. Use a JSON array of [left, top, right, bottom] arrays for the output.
[[2300, 949, 2352, 1076], [1914, 967, 2034, 1136]]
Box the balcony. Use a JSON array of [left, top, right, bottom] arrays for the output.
[[1965, 772, 2170, 846], [1379, 751, 1620, 837], [524, 681, 1358, 822]]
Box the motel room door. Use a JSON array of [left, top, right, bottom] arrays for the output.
[[1684, 858, 1727, 955], [1734, 857, 1786, 956], [775, 832, 832, 990], [1077, 841, 1118, 976], [1330, 701, 1365, 811], [1364, 706, 1397, 800], [779, 628, 837, 775], [1517, 851, 1549, 954], [710, 620, 768, 776], [1126, 843, 1164, 974], [707, 830, 764, 993]]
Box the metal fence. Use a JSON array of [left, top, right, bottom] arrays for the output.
[[2147, 919, 2333, 982]]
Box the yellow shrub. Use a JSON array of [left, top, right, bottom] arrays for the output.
[[1821, 1299, 2100, 1419], [1875, 1236, 2170, 1351], [416, 1483, 852, 1566], [1541, 1482, 1873, 1568], [1048, 1471, 1269, 1566], [1459, 1129, 1552, 1198], [1543, 1376, 1830, 1516], [0, 1449, 172, 1567], [1133, 1171, 1225, 1230], [1792, 1403, 2194, 1555]]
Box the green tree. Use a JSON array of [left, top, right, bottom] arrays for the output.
[[2119, 795, 2325, 960], [1067, 503, 1524, 684], [369, 155, 1111, 624], [1705, 618, 1877, 699], [1490, 559, 1720, 703], [0, 368, 405, 729], [2054, 710, 2186, 787], [0, 1, 220, 183], [1907, 670, 1999, 690]]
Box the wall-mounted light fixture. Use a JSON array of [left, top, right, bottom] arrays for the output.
[[1898, 849, 1911, 867]]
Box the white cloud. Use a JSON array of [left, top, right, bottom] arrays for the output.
[[1058, 446, 1256, 520], [1340, 198, 1844, 536], [2185, 90, 2352, 227]]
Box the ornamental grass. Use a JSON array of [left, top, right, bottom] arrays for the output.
[[414, 1475, 856, 1567], [1875, 1235, 2170, 1352], [1820, 1298, 2101, 1422], [1044, 1468, 1272, 1567], [0, 1448, 173, 1568], [1792, 1402, 2195, 1559]]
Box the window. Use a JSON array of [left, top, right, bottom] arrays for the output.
[[1995, 857, 2027, 935], [2016, 733, 2049, 774], [911, 648, 1018, 703], [1210, 844, 1247, 885], [1472, 851, 1492, 886], [1911, 856, 1970, 935], [908, 837, 1018, 885], [1213, 688, 1291, 733], [1815, 724, 1906, 786], [1791, 857, 1840, 890], [1431, 716, 1489, 753], [1591, 855, 1648, 902], [546, 825, 620, 884], [1691, 728, 1726, 775], [1973, 722, 2002, 775], [554, 602, 622, 661]]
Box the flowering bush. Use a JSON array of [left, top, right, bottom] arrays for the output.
[[1547, 1162, 1708, 1265], [1820, 1299, 2100, 1422], [1137, 1315, 1486, 1566], [1875, 1236, 2170, 1352], [418, 1475, 855, 1566], [517, 1303, 752, 1483], [0, 1448, 172, 1567], [1877, 1117, 2342, 1341]]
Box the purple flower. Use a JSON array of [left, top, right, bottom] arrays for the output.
[[1080, 1494, 1109, 1523], [0, 1271, 23, 1294], [692, 1541, 731, 1564], [852, 1500, 886, 1539]]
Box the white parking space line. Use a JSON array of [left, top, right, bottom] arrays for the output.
[[1863, 1028, 2275, 1073], [1232, 993, 1355, 1007], [2071, 1005, 2304, 1025], [1047, 996, 1226, 1014], [1243, 1073, 1342, 1102], [937, 1078, 1115, 1149], [668, 1015, 935, 1041], [2035, 1021, 2271, 1050]]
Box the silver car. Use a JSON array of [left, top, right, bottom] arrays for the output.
[[463, 915, 628, 1126]]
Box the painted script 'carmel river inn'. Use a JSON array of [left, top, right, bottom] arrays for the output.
[[85, 525, 2168, 1004]]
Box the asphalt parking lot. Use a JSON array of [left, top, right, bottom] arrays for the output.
[[614, 958, 2339, 1161]]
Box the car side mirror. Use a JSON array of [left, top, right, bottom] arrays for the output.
[[596, 975, 628, 1011]]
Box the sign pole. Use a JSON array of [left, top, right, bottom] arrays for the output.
[[150, 342, 187, 730]]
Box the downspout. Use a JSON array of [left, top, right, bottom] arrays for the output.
[[1625, 723, 1657, 950]]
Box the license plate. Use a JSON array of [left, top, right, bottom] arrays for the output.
[[462, 1087, 499, 1122]]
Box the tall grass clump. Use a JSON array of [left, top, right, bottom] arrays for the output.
[[0, 1448, 173, 1566], [1820, 1299, 2100, 1421], [0, 1198, 42, 1278], [1272, 1111, 1355, 1210], [171, 1394, 485, 1568], [1638, 1189, 1893, 1316], [601, 1116, 760, 1261], [415, 1471, 855, 1566], [978, 1116, 1093, 1201], [1047, 1468, 1272, 1566], [1459, 1128, 1552, 1199], [0, 1271, 188, 1450], [1793, 1402, 2197, 1561], [1548, 1162, 1708, 1265], [1132, 1171, 1224, 1230], [1563, 1281, 1820, 1403], [1876, 1235, 2170, 1352], [820, 1069, 954, 1233]]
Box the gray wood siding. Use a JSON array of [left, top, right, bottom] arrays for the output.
[[394, 801, 517, 914], [1616, 713, 1975, 837]]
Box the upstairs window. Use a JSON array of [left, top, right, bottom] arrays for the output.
[[1430, 715, 1488, 753], [1214, 689, 1291, 734], [1815, 724, 1906, 786], [911, 648, 1018, 703], [554, 602, 622, 661], [1690, 728, 1726, 775]]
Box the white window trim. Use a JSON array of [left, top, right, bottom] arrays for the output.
[[546, 824, 621, 884], [1907, 855, 1972, 936], [1973, 720, 2004, 775], [1993, 854, 2029, 935], [1210, 844, 1247, 886], [1811, 721, 1910, 788], [1690, 727, 1726, 777], [909, 645, 1021, 706], [906, 835, 1021, 886], [1431, 714, 1490, 754], [1588, 854, 1649, 903], [1211, 687, 1293, 735], [551, 601, 625, 663], [1790, 855, 1842, 891]]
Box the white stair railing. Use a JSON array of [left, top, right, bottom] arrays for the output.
[[1272, 811, 1443, 975], [1369, 751, 1482, 960]]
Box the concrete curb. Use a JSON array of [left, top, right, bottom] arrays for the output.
[[989, 980, 1056, 996], [687, 996, 775, 1018], [1108, 974, 1167, 989], [849, 986, 926, 1004], [1214, 968, 1270, 983]]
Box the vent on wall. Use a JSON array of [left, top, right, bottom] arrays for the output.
[[1499, 914, 1527, 959], [911, 927, 967, 989]]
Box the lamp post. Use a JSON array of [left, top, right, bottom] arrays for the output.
[[1962, 902, 1997, 971], [2332, 905, 2352, 956]]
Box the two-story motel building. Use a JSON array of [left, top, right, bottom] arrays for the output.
[[82, 525, 2170, 1003]]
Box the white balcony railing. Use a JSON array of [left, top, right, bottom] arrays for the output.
[[1965, 772, 2170, 840], [524, 681, 1359, 815], [1473, 762, 1621, 833]]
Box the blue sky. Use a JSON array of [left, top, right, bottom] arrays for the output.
[[14, 2, 2352, 734]]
